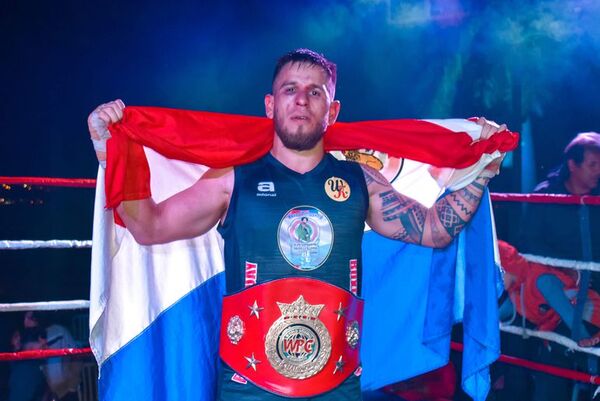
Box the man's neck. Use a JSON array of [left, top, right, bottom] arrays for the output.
[[270, 136, 325, 174], [564, 178, 591, 195]]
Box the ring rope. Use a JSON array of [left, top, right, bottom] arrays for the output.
[[0, 347, 92, 362], [1, 176, 599, 205], [451, 341, 600, 385], [0, 240, 92, 250], [2, 342, 598, 386], [5, 239, 599, 273], [500, 324, 600, 357], [490, 192, 600, 206], [0, 177, 95, 188], [0, 300, 90, 312], [521, 253, 600, 272]]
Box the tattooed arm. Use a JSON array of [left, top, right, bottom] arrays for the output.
[[362, 162, 498, 248]]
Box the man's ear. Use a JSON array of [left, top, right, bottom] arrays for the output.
[[264, 94, 274, 119], [328, 100, 341, 126], [568, 159, 576, 173]]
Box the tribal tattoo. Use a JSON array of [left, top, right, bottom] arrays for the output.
[[363, 163, 491, 247], [362, 164, 390, 186]]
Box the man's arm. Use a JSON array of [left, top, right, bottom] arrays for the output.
[[364, 117, 505, 248], [117, 168, 233, 244], [88, 99, 233, 245], [362, 163, 496, 248]]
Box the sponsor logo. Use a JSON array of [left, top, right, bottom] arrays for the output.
[[257, 181, 276, 197], [349, 259, 358, 295], [325, 177, 351, 202], [245, 261, 258, 287]]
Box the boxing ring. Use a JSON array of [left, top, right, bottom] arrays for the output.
[[1, 176, 599, 396]]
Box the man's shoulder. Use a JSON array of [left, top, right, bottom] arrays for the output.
[[533, 179, 567, 194]]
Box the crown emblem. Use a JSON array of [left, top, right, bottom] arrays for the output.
[[277, 295, 324, 319]]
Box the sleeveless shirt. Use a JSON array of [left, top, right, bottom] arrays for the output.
[[217, 153, 369, 295]]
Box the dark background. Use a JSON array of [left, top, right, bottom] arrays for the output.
[[0, 0, 599, 391]]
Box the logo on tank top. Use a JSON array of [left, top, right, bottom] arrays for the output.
[[324, 177, 351, 202], [277, 206, 333, 271], [257, 181, 276, 197]]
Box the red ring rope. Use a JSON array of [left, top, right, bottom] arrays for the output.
[[1, 343, 599, 386], [1, 177, 598, 205], [0, 347, 92, 361], [0, 177, 95, 188], [491, 193, 600, 206], [451, 342, 600, 385]]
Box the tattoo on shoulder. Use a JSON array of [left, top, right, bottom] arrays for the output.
[[361, 164, 389, 186], [378, 190, 426, 243]]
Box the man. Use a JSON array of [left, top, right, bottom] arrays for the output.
[[8, 315, 47, 401], [42, 323, 82, 401], [508, 132, 600, 401], [88, 49, 505, 400], [521, 132, 600, 261], [516, 132, 600, 345]]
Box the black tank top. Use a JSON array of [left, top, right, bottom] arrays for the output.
[[217, 153, 369, 295]]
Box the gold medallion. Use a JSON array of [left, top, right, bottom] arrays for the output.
[[265, 295, 332, 379]]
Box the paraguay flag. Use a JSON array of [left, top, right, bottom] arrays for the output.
[[90, 108, 517, 401]]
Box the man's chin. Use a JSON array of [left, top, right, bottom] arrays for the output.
[[281, 139, 322, 151], [275, 127, 325, 151]]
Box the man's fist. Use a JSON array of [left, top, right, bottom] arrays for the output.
[[88, 99, 125, 168]]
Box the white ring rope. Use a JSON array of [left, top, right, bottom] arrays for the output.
[[0, 240, 92, 250], [0, 300, 90, 312], [3, 240, 599, 272], [521, 253, 600, 273], [500, 324, 600, 357]]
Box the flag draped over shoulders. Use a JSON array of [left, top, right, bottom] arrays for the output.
[[91, 106, 517, 401], [104, 107, 517, 210]]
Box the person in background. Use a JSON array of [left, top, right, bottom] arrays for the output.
[[41, 322, 82, 401], [506, 132, 600, 401], [520, 132, 600, 261], [8, 317, 46, 401]]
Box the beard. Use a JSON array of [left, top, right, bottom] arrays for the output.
[[274, 110, 327, 151]]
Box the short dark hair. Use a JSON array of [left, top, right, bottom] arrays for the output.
[[272, 48, 337, 94], [553, 132, 600, 182], [564, 132, 600, 164]]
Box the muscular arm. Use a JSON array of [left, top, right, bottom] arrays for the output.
[[117, 167, 233, 245], [86, 100, 234, 245], [363, 164, 495, 248]]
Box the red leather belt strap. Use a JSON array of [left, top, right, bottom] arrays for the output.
[[220, 277, 364, 397]]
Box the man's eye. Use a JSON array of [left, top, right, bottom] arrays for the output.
[[310, 90, 320, 96], [285, 87, 295, 93]]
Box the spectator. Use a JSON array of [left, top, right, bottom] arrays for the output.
[[520, 132, 600, 261], [8, 326, 46, 401], [41, 323, 82, 401]]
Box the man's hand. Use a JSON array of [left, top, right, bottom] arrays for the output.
[[475, 117, 508, 178], [476, 116, 507, 140], [87, 99, 125, 168]]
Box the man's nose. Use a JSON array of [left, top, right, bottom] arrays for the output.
[[295, 90, 309, 106]]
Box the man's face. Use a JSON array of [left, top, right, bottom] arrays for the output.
[[569, 150, 600, 192], [265, 62, 340, 151]]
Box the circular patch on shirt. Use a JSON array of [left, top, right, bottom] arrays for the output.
[[278, 206, 334, 271], [324, 177, 351, 202]]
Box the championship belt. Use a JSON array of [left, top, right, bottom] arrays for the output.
[[219, 277, 364, 397]]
